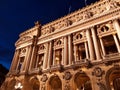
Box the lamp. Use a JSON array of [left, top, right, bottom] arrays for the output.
[[14, 82, 23, 90]]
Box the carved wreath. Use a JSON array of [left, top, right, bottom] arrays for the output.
[[63, 71, 72, 80], [41, 74, 48, 82], [92, 67, 104, 77]]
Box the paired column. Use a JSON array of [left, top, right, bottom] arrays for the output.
[[47, 41, 53, 68], [91, 27, 102, 60], [99, 37, 106, 56], [113, 19, 120, 41], [23, 45, 33, 72], [86, 29, 95, 60], [53, 50, 56, 66], [64, 36, 68, 65], [113, 34, 120, 53], [9, 49, 20, 72], [84, 41, 89, 59], [68, 35, 73, 65], [73, 45, 77, 62], [43, 43, 49, 69]]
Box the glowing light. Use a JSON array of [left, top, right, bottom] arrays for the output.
[[14, 82, 23, 89]]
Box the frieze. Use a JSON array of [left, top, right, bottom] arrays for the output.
[[19, 0, 120, 38], [35, 1, 120, 44], [15, 36, 32, 45], [40, 0, 116, 32], [107, 0, 120, 10]]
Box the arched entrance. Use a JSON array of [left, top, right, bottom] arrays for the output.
[[74, 72, 92, 90], [7, 79, 16, 90], [106, 67, 120, 90], [30, 77, 40, 90], [49, 75, 62, 90]]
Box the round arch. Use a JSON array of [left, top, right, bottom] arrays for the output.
[[7, 78, 16, 90], [29, 76, 40, 90], [47, 74, 62, 90], [73, 71, 92, 90], [105, 66, 120, 90]]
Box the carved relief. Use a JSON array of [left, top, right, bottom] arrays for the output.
[[16, 36, 32, 45], [37, 0, 118, 38], [64, 19, 72, 27], [63, 71, 72, 80], [54, 38, 63, 47], [49, 26, 55, 32], [20, 48, 26, 56], [97, 22, 115, 36], [73, 31, 86, 43], [41, 74, 48, 82], [92, 67, 105, 77], [38, 44, 46, 53], [64, 84, 70, 90], [84, 11, 93, 19], [108, 0, 120, 10], [97, 82, 106, 90]]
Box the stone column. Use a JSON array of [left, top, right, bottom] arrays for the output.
[[73, 45, 77, 63], [29, 45, 37, 71], [113, 19, 120, 41], [68, 35, 73, 65], [47, 41, 53, 68], [84, 41, 89, 59], [86, 29, 95, 60], [64, 36, 68, 65], [53, 50, 55, 66], [9, 49, 20, 72], [113, 34, 120, 53], [62, 49, 64, 65], [43, 43, 49, 69], [35, 54, 39, 68], [24, 45, 33, 72], [91, 27, 102, 60], [99, 38, 106, 56]]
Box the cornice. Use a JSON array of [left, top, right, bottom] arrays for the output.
[[18, 0, 106, 38], [19, 26, 39, 37], [38, 7, 120, 44]]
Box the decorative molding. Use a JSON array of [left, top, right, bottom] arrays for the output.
[[92, 67, 105, 77], [41, 74, 48, 82], [63, 71, 72, 80]]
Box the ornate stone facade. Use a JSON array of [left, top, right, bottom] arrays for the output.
[[1, 0, 120, 90]]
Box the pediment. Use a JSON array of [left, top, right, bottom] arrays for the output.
[[15, 36, 33, 45]]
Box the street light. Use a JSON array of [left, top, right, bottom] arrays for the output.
[[14, 82, 23, 90]]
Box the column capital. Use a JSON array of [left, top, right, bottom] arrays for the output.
[[90, 26, 95, 29]]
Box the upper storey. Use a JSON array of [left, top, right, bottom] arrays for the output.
[[15, 0, 120, 47]]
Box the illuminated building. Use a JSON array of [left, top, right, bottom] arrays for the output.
[[1, 0, 120, 90]]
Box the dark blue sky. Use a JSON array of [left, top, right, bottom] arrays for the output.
[[0, 0, 98, 69]]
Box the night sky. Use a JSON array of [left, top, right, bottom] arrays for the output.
[[0, 0, 98, 69]]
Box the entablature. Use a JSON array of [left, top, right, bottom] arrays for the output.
[[38, 7, 120, 44], [39, 0, 120, 37]]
